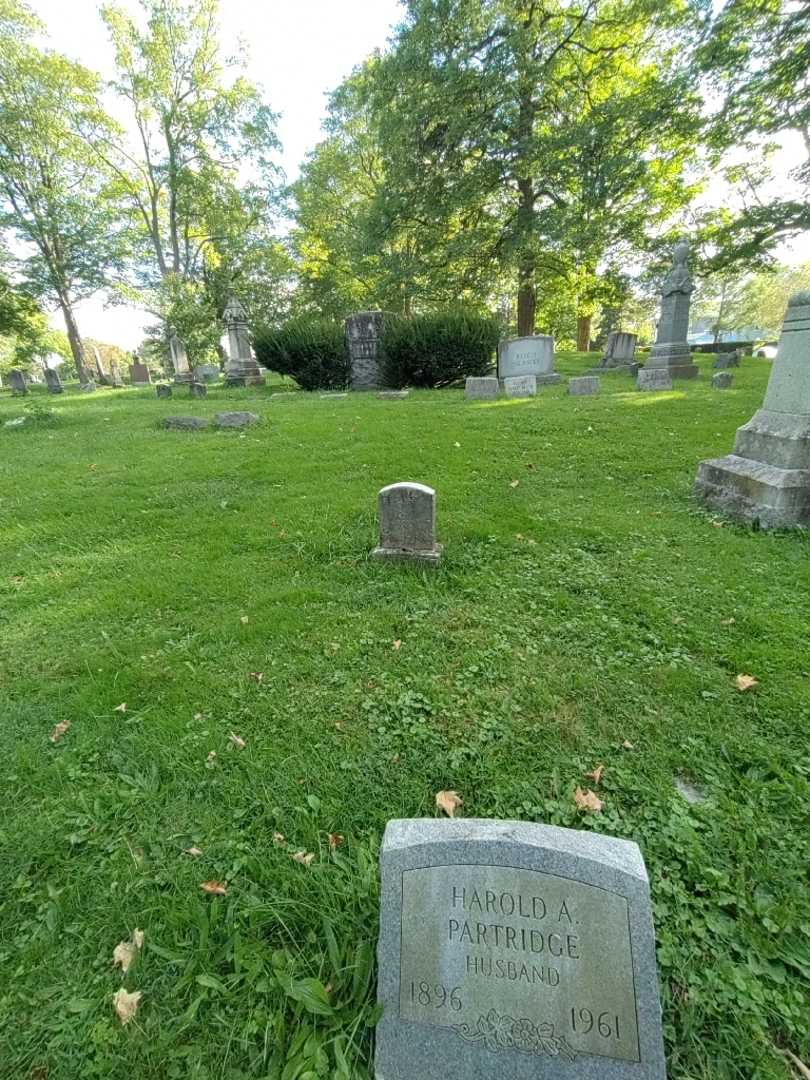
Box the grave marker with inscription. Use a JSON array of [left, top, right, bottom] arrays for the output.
[[376, 819, 665, 1080], [498, 335, 560, 385]]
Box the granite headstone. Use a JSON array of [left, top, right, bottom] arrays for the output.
[[130, 362, 151, 386], [568, 376, 600, 397], [597, 331, 637, 369], [371, 482, 442, 566], [376, 819, 666, 1080], [498, 335, 559, 385], [503, 375, 537, 398], [712, 372, 733, 390], [465, 377, 499, 401], [347, 311, 386, 391], [636, 369, 672, 392], [645, 241, 698, 379], [44, 368, 63, 394], [8, 369, 28, 395], [695, 290, 810, 527], [223, 296, 265, 386]]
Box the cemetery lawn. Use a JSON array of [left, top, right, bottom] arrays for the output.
[[1, 356, 809, 1080]]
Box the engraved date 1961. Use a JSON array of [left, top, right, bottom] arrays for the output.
[[408, 981, 463, 1011]]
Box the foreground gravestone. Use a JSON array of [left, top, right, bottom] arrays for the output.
[[465, 377, 499, 401], [44, 368, 63, 394], [189, 381, 207, 399], [196, 363, 220, 383], [9, 370, 28, 395], [372, 483, 442, 566], [504, 375, 536, 398], [712, 372, 733, 390], [130, 361, 151, 386], [81, 379, 96, 392], [695, 290, 810, 527], [347, 311, 385, 391], [498, 335, 559, 385], [376, 819, 665, 1080], [645, 241, 698, 380], [568, 376, 600, 397], [636, 369, 672, 392], [597, 331, 637, 370], [156, 384, 172, 399]]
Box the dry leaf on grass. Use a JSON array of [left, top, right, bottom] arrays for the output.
[[113, 988, 142, 1025], [240, 615, 249, 624], [721, 616, 736, 626], [112, 929, 144, 974], [228, 732, 246, 750], [206, 750, 217, 764], [435, 790, 463, 818], [584, 764, 605, 785], [622, 739, 635, 750], [574, 786, 603, 812], [392, 639, 402, 651], [735, 674, 759, 691], [272, 832, 286, 845], [292, 851, 315, 867], [328, 833, 344, 850], [509, 479, 520, 488], [184, 846, 203, 857], [249, 671, 264, 683], [114, 702, 127, 713], [49, 720, 70, 743], [200, 880, 227, 896]]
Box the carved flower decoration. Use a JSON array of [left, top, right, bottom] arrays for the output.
[[510, 1018, 540, 1053]]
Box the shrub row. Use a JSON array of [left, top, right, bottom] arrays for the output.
[[254, 308, 498, 391]]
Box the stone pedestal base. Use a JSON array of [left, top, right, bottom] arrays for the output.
[[174, 373, 193, 385], [498, 373, 560, 390], [371, 544, 442, 566], [225, 365, 265, 387], [695, 455, 810, 528], [646, 342, 698, 379]]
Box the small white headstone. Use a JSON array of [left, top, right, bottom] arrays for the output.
[[503, 375, 536, 398]]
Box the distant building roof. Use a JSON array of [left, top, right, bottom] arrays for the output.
[[687, 326, 768, 345]]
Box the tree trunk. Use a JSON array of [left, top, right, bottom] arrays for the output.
[[516, 176, 536, 336], [57, 293, 89, 383], [577, 314, 592, 352], [517, 264, 536, 336]]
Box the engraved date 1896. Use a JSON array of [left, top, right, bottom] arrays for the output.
[[409, 981, 463, 1011]]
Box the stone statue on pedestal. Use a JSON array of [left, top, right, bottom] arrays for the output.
[[645, 240, 698, 379], [223, 296, 265, 387]]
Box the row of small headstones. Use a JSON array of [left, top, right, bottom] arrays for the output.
[[466, 368, 736, 399]]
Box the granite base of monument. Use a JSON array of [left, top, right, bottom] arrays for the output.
[[375, 819, 666, 1080]]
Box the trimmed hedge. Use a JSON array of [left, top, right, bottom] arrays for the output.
[[254, 318, 347, 391], [381, 308, 499, 389]]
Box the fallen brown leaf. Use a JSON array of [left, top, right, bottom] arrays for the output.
[[622, 739, 635, 750], [328, 833, 344, 850], [112, 928, 144, 974], [114, 702, 127, 713], [249, 671, 264, 683], [292, 851, 315, 867], [584, 764, 605, 785], [200, 880, 227, 895], [206, 750, 217, 764], [240, 615, 249, 624], [228, 732, 246, 750], [435, 790, 463, 818], [721, 616, 736, 626], [735, 674, 759, 692], [392, 639, 401, 651], [184, 846, 203, 857], [272, 832, 286, 845], [509, 479, 519, 488], [113, 988, 141, 1025], [574, 786, 603, 812], [49, 719, 70, 744]]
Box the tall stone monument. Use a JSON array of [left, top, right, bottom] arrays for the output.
[[645, 241, 698, 379], [347, 311, 385, 391], [223, 296, 265, 387], [695, 290, 810, 527], [376, 819, 666, 1080], [169, 332, 192, 384]]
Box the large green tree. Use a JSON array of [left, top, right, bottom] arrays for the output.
[[0, 0, 123, 382], [99, 0, 286, 346]]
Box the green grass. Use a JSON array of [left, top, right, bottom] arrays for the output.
[[1, 355, 808, 1080]]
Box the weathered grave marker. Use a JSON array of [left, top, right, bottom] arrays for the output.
[[636, 369, 672, 392], [130, 361, 151, 386], [498, 335, 560, 385], [596, 331, 637, 370], [695, 290, 810, 527], [189, 381, 207, 399], [712, 372, 733, 390], [465, 377, 499, 401], [223, 296, 265, 386], [9, 369, 28, 395], [376, 819, 666, 1080], [170, 332, 192, 384], [372, 483, 442, 565], [503, 375, 537, 398], [645, 240, 698, 380], [378, 390, 409, 399], [44, 368, 63, 394], [156, 384, 172, 399], [568, 376, 600, 396], [347, 310, 386, 391]]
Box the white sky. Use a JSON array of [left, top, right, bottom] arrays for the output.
[[27, 0, 810, 349], [30, 0, 404, 348]]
